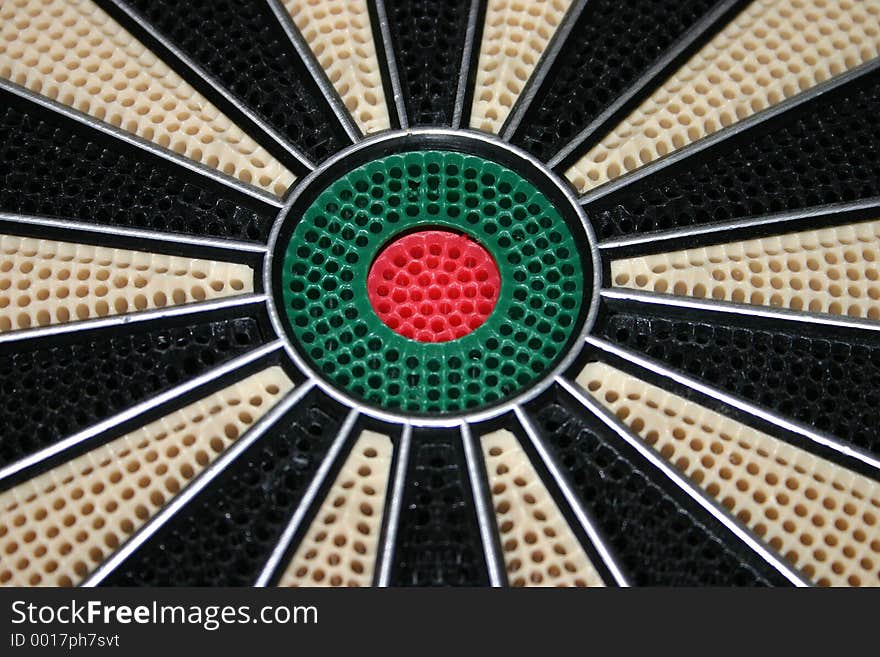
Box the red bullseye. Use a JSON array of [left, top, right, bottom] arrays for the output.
[[367, 230, 501, 342]]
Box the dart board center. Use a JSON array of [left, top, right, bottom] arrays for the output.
[[268, 131, 599, 420], [367, 229, 501, 342]]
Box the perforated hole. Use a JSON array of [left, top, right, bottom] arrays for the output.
[[0, 234, 253, 333], [279, 149, 584, 414], [512, 0, 720, 161], [480, 429, 604, 587], [588, 68, 880, 240], [392, 432, 487, 585], [123, 0, 348, 164], [480, 430, 604, 587], [599, 310, 880, 457], [105, 402, 341, 586], [470, 0, 574, 134], [536, 403, 778, 585], [567, 0, 880, 192], [611, 219, 880, 321], [578, 362, 880, 586], [0, 101, 275, 242], [0, 318, 263, 469], [367, 230, 501, 342], [0, 0, 295, 196], [385, 0, 473, 126], [283, 0, 390, 134], [278, 430, 392, 587], [0, 367, 293, 587]]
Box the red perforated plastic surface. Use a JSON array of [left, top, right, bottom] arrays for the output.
[[367, 230, 501, 342]]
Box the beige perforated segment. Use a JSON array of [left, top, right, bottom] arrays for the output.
[[469, 0, 574, 134], [566, 0, 880, 193], [283, 0, 390, 134], [578, 362, 880, 586], [0, 0, 295, 196], [480, 429, 605, 587], [611, 219, 880, 321], [278, 430, 392, 587], [0, 234, 253, 333], [0, 367, 293, 587]]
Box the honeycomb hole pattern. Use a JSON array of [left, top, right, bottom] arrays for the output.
[[0, 0, 295, 196], [480, 429, 605, 587], [578, 361, 880, 587], [511, 0, 720, 162], [536, 403, 777, 585], [103, 402, 341, 586], [0, 367, 293, 586], [384, 0, 474, 126], [611, 219, 880, 321], [367, 230, 501, 342], [280, 150, 584, 414], [122, 0, 349, 164], [470, 0, 574, 134], [0, 317, 264, 468], [283, 0, 391, 135], [587, 68, 880, 241], [567, 0, 880, 193], [598, 310, 880, 457], [0, 101, 276, 242], [278, 430, 392, 587], [0, 234, 253, 332], [392, 433, 487, 586]]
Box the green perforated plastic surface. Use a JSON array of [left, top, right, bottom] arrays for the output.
[[279, 150, 585, 414]]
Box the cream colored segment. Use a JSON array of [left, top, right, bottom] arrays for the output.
[[480, 429, 605, 587], [566, 0, 880, 193], [283, 0, 390, 134], [278, 430, 392, 587], [469, 0, 574, 134], [610, 219, 880, 321], [0, 367, 293, 587], [578, 362, 880, 586], [0, 0, 295, 196], [0, 234, 254, 333]]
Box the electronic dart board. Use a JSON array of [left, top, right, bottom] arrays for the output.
[[0, 0, 879, 588]]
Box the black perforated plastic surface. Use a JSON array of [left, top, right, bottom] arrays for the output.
[[391, 433, 488, 586], [386, 0, 473, 126], [586, 68, 880, 239], [512, 0, 722, 162], [0, 317, 264, 469], [598, 308, 880, 458], [104, 400, 339, 586], [108, 0, 349, 163], [537, 403, 781, 585], [0, 93, 275, 242]]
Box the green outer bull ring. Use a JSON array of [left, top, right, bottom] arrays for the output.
[[265, 129, 601, 427]]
